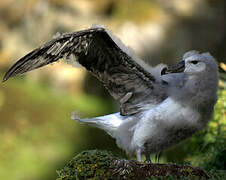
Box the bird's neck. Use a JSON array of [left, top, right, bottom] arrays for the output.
[[173, 73, 218, 110], [168, 73, 217, 128]]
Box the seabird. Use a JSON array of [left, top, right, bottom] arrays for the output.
[[3, 26, 218, 162]]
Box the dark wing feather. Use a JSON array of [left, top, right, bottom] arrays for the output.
[[3, 27, 166, 115]]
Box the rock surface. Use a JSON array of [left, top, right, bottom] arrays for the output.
[[56, 150, 211, 180]]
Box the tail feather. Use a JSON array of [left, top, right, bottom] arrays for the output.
[[72, 113, 122, 137], [73, 112, 139, 154]]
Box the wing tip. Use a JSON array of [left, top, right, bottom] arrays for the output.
[[2, 66, 16, 82], [2, 73, 10, 83]]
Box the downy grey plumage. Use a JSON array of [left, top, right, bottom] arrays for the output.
[[3, 25, 218, 162]]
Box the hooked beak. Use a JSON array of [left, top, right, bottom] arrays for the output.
[[161, 60, 185, 75]]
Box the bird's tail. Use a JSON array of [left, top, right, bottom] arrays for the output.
[[72, 112, 122, 137]]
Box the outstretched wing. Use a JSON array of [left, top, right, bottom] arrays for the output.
[[3, 27, 167, 115]]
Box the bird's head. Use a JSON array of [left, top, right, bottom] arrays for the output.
[[161, 50, 218, 77], [162, 51, 218, 112]]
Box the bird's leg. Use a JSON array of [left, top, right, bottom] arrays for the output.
[[158, 151, 162, 163], [144, 152, 152, 163], [155, 153, 158, 163], [155, 151, 162, 163], [136, 148, 142, 162]]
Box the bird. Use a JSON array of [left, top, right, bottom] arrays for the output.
[[3, 25, 218, 162]]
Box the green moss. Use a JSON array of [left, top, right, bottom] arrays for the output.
[[56, 150, 115, 180]]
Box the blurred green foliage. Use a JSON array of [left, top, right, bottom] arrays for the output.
[[110, 0, 161, 23], [0, 74, 114, 180]]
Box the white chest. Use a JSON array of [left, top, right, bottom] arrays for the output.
[[131, 98, 201, 150]]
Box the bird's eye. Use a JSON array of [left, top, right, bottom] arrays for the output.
[[191, 60, 198, 64]]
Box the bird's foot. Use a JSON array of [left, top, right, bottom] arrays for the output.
[[145, 152, 152, 164], [144, 159, 152, 164]]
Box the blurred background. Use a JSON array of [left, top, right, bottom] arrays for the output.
[[0, 0, 225, 179]]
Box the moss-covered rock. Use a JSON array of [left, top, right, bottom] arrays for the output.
[[56, 150, 114, 180], [56, 150, 212, 180]]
